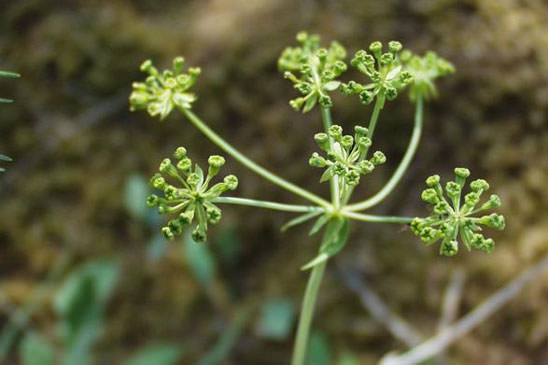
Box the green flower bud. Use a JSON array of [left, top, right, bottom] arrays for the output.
[[359, 90, 375, 104], [208, 155, 226, 177], [162, 226, 175, 240], [354, 125, 369, 139], [168, 219, 184, 235], [470, 179, 490, 192], [480, 213, 505, 230], [177, 158, 192, 173], [440, 240, 458, 256], [205, 204, 222, 224], [159, 158, 179, 178], [314, 133, 330, 151], [445, 181, 461, 199], [359, 160, 375, 174], [480, 194, 501, 210], [146, 194, 159, 207], [371, 151, 386, 165], [179, 210, 195, 225], [318, 94, 332, 108], [328, 125, 343, 141], [309, 152, 327, 168], [192, 226, 206, 243], [464, 192, 480, 207], [369, 41, 382, 54], [385, 86, 398, 100], [187, 173, 201, 188], [426, 175, 440, 187], [357, 137, 372, 152], [173, 146, 187, 159], [388, 41, 402, 53], [380, 53, 394, 65], [346, 170, 360, 186], [224, 175, 238, 190], [341, 135, 354, 150], [421, 188, 439, 204], [434, 201, 451, 215], [455, 167, 470, 179], [150, 173, 166, 190]]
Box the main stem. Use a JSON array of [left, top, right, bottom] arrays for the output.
[[291, 260, 327, 365], [291, 105, 339, 365], [346, 95, 424, 211], [182, 109, 331, 209]]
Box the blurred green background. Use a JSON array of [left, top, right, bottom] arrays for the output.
[[1, 0, 548, 364]]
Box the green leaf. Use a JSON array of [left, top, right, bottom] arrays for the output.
[[319, 219, 349, 257], [309, 215, 329, 236], [19, 331, 55, 365], [54, 260, 119, 363], [0, 154, 13, 162], [319, 167, 335, 183], [0, 71, 20, 79], [123, 344, 182, 365], [306, 330, 331, 365], [255, 297, 295, 340], [0, 98, 13, 104], [124, 174, 149, 221], [281, 211, 322, 232], [182, 230, 216, 287], [302, 94, 318, 113]]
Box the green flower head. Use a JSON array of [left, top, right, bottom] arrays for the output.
[[401, 50, 455, 101], [279, 31, 347, 113], [309, 124, 385, 199], [130, 57, 201, 120], [147, 147, 238, 243], [411, 168, 505, 256], [341, 41, 412, 108]]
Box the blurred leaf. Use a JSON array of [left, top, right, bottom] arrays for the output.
[[123, 344, 182, 365], [19, 331, 55, 365], [124, 174, 149, 221], [256, 297, 295, 341], [54, 260, 119, 365], [306, 330, 331, 365], [146, 232, 169, 263], [182, 230, 216, 287], [336, 351, 358, 365], [213, 227, 241, 265]]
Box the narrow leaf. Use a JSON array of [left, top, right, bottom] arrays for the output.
[[302, 94, 318, 113], [323, 81, 340, 91], [19, 332, 55, 365], [319, 167, 334, 183], [281, 211, 322, 232], [309, 215, 329, 236], [301, 253, 329, 271]]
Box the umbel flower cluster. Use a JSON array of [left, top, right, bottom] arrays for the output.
[[146, 147, 238, 242], [341, 41, 412, 107], [411, 168, 505, 256], [129, 57, 201, 120], [401, 50, 455, 101], [278, 31, 347, 112], [309, 124, 385, 197]]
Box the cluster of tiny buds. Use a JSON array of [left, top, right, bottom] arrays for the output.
[[309, 124, 385, 196], [279, 32, 347, 113], [400, 50, 455, 101], [341, 41, 412, 105], [411, 168, 505, 256], [146, 147, 238, 243], [129, 57, 201, 120]]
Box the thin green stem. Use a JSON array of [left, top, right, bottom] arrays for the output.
[[291, 260, 327, 365], [341, 210, 413, 224], [320, 107, 340, 209], [182, 109, 331, 209], [212, 196, 324, 213], [346, 95, 424, 211]]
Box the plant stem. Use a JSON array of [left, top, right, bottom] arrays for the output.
[[291, 260, 327, 365], [182, 109, 331, 209], [212, 197, 324, 213], [346, 95, 424, 211], [341, 210, 414, 224], [320, 107, 340, 209]]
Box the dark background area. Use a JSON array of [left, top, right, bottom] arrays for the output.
[[1, 0, 548, 364]]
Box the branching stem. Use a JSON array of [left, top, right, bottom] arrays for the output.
[[182, 109, 331, 209], [213, 197, 324, 213]]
